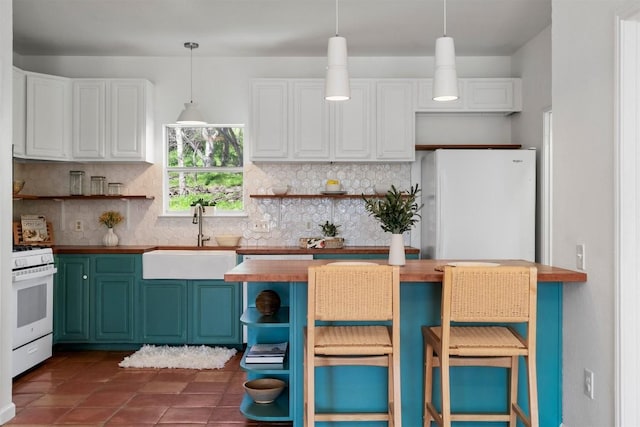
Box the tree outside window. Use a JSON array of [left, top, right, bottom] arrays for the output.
[[165, 125, 244, 213]]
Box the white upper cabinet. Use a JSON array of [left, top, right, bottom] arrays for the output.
[[415, 78, 522, 112], [12, 67, 26, 158], [250, 80, 289, 161], [333, 80, 374, 161], [250, 78, 406, 162], [109, 79, 154, 162], [73, 80, 107, 159], [291, 80, 330, 160], [26, 73, 72, 160], [376, 80, 415, 161], [73, 79, 154, 162]]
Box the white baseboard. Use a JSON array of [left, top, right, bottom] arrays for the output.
[[0, 401, 16, 425]]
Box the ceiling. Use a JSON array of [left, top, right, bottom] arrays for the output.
[[12, 0, 551, 57]]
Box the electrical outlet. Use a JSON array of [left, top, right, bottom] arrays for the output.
[[252, 220, 270, 233], [576, 243, 586, 271], [74, 220, 83, 232], [584, 368, 594, 399]]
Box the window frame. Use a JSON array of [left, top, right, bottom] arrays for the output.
[[162, 123, 246, 217]]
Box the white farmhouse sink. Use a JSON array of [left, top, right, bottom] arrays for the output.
[[142, 250, 236, 280]]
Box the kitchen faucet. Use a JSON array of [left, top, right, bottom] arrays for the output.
[[192, 203, 210, 247]]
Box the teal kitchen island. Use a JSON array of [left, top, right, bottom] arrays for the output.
[[224, 259, 586, 427]]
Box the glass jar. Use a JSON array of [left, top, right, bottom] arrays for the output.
[[90, 176, 106, 195], [69, 171, 85, 195], [108, 182, 123, 196]]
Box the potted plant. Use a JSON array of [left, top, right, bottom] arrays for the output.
[[319, 221, 344, 248], [362, 184, 422, 265]]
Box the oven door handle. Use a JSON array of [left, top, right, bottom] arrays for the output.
[[12, 267, 57, 282]]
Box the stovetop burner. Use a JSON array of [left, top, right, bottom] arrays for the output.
[[13, 245, 50, 252]]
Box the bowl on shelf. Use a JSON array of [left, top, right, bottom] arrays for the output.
[[374, 184, 391, 195], [215, 235, 242, 247], [13, 180, 25, 195], [271, 185, 290, 195], [243, 378, 286, 404]]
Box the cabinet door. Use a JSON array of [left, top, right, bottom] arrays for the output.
[[72, 80, 107, 160], [94, 275, 135, 341], [465, 78, 522, 111], [109, 80, 153, 162], [54, 256, 91, 342], [26, 74, 72, 160], [333, 80, 374, 161], [291, 80, 330, 160], [12, 68, 26, 158], [251, 80, 289, 160], [189, 280, 242, 345], [376, 80, 415, 161], [139, 280, 187, 343]]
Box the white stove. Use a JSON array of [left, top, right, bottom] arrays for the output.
[[11, 245, 56, 377]]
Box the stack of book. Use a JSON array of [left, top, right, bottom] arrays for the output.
[[245, 342, 288, 364]]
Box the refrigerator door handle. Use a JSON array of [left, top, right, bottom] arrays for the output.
[[437, 176, 444, 258]]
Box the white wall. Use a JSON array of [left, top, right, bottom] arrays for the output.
[[553, 1, 622, 425], [511, 25, 552, 263], [0, 0, 16, 423]]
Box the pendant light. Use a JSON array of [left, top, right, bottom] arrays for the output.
[[177, 42, 206, 124], [432, 0, 459, 101], [325, 0, 350, 101]]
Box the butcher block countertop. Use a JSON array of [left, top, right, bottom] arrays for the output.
[[225, 258, 587, 283], [52, 245, 419, 255]]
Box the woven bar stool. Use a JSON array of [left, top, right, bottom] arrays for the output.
[[304, 264, 401, 426], [422, 265, 539, 427]]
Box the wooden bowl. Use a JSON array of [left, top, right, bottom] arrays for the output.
[[243, 378, 286, 404], [255, 290, 281, 316]]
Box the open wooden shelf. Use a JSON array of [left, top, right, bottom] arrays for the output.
[[13, 195, 154, 200], [415, 144, 522, 150], [250, 194, 381, 199]]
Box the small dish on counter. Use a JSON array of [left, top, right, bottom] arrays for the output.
[[320, 190, 347, 195], [271, 185, 290, 195], [215, 235, 242, 247]]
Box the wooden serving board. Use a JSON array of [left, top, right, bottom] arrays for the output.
[[13, 221, 55, 246]]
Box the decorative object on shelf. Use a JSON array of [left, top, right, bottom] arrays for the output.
[[176, 42, 206, 124], [325, 179, 342, 192], [255, 290, 281, 316], [271, 185, 290, 195], [325, 0, 350, 101], [99, 210, 124, 247], [13, 180, 25, 195], [69, 170, 85, 195], [374, 183, 391, 195], [362, 184, 423, 266], [243, 378, 286, 404], [433, 0, 459, 101]]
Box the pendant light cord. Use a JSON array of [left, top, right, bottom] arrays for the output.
[[335, 0, 339, 36], [443, 0, 447, 36], [189, 44, 194, 103]]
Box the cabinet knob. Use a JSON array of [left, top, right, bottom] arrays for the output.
[[82, 275, 88, 280]]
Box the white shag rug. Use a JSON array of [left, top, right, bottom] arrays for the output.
[[119, 345, 237, 369]]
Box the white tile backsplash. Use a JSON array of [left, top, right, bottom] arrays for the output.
[[13, 161, 414, 247]]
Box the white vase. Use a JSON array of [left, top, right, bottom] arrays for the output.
[[103, 227, 119, 247], [388, 233, 406, 266]]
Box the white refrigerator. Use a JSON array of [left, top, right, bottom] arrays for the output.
[[421, 149, 536, 261]]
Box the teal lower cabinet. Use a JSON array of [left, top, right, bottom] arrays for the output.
[[54, 255, 91, 342], [94, 255, 137, 342], [188, 280, 242, 344], [240, 282, 292, 422], [138, 280, 188, 343], [54, 253, 242, 348]]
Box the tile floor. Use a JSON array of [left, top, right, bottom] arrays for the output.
[[8, 350, 293, 426]]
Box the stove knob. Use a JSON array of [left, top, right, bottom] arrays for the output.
[[14, 258, 26, 268]]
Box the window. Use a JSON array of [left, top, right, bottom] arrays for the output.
[[165, 125, 244, 214]]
